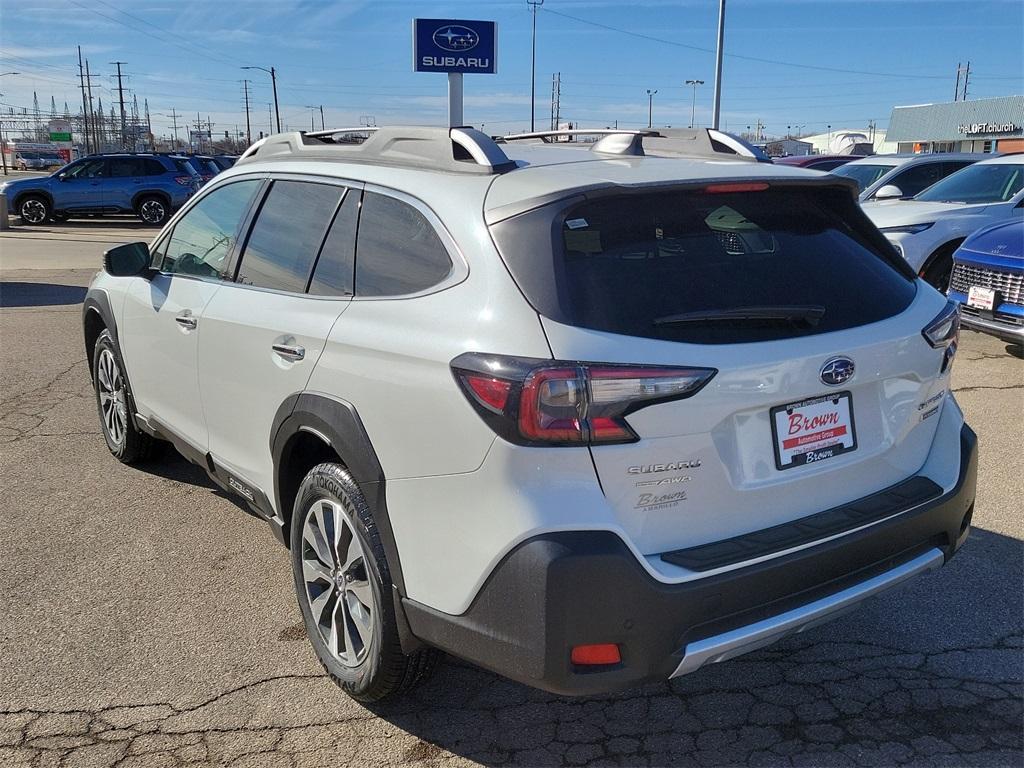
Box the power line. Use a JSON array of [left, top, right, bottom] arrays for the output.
[[541, 7, 1021, 82]]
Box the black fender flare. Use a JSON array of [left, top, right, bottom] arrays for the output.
[[270, 392, 406, 596], [13, 188, 55, 213], [82, 288, 118, 379]]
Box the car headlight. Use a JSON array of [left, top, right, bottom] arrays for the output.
[[879, 222, 934, 235]]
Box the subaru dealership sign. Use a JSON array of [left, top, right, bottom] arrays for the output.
[[413, 19, 497, 74]]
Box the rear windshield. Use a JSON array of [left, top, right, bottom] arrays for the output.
[[490, 186, 916, 345], [831, 163, 893, 192]]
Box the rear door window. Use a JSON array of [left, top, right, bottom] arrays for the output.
[[309, 189, 361, 297], [889, 163, 943, 197], [108, 158, 141, 177], [490, 186, 916, 344], [354, 192, 452, 297], [234, 180, 344, 293]]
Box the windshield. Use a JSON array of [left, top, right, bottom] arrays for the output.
[[831, 163, 893, 192], [916, 162, 1024, 204]]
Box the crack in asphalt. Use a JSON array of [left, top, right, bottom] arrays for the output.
[[952, 383, 1024, 394], [1, 633, 1020, 767], [0, 357, 92, 445]]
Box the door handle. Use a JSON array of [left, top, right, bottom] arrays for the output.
[[272, 343, 305, 361], [175, 312, 197, 330]]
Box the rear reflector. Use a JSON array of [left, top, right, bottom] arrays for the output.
[[571, 643, 621, 666], [464, 374, 512, 413], [704, 182, 770, 194]]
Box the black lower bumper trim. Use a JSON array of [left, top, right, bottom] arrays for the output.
[[661, 475, 942, 571], [404, 424, 977, 696]]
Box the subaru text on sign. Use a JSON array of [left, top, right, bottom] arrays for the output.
[[413, 18, 497, 74]]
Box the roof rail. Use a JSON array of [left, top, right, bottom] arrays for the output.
[[236, 126, 517, 174], [500, 127, 765, 162]]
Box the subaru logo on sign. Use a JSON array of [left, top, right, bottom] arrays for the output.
[[433, 25, 479, 52], [820, 357, 855, 387]]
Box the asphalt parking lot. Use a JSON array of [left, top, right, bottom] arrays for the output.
[[1, 221, 1022, 768]]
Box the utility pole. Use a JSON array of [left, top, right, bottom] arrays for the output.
[[245, 66, 281, 132], [112, 61, 128, 149], [85, 59, 97, 151], [242, 80, 252, 146], [77, 46, 90, 153], [685, 79, 704, 129], [711, 0, 726, 129], [550, 72, 561, 131], [169, 107, 180, 148], [961, 61, 971, 101], [646, 89, 657, 129], [527, 0, 544, 131], [954, 61, 962, 102], [319, 104, 325, 130]]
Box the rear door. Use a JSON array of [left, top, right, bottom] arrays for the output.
[[198, 177, 359, 501], [106, 156, 145, 211], [492, 183, 950, 556]]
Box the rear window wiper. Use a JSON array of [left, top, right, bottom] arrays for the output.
[[654, 305, 826, 327]]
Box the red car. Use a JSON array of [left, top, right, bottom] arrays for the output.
[[773, 154, 859, 172]]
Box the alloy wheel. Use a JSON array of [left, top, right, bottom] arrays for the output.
[[301, 498, 374, 667], [20, 199, 47, 224], [139, 200, 166, 224], [96, 348, 127, 447]]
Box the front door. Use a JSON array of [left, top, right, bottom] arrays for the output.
[[119, 178, 264, 452], [57, 158, 108, 210]]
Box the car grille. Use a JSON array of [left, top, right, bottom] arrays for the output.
[[950, 262, 1023, 305]]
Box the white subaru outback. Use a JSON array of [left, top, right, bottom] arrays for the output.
[[83, 126, 977, 701]]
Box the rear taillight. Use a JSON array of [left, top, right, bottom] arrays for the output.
[[922, 300, 960, 373], [452, 353, 716, 446], [174, 175, 194, 186]]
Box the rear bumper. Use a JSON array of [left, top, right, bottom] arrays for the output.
[[404, 424, 977, 695]]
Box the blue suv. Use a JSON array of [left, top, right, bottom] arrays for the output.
[[948, 219, 1024, 344], [0, 153, 201, 226]]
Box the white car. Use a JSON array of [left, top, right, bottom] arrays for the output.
[[863, 154, 1024, 289], [82, 126, 976, 701], [831, 153, 981, 203]]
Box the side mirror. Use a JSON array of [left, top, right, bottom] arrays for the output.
[[874, 184, 904, 200], [104, 242, 152, 278], [57, 173, 69, 181]]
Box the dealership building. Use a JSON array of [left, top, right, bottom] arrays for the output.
[[884, 95, 1024, 154]]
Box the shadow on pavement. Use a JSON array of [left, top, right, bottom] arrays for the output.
[[361, 526, 1023, 767], [134, 448, 261, 519], [0, 281, 88, 307]]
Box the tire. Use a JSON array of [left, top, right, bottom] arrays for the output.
[[18, 195, 51, 225], [290, 463, 438, 702], [136, 195, 170, 226], [922, 244, 958, 293], [92, 330, 158, 464]]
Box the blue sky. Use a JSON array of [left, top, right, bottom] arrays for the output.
[[1, 0, 1021, 140]]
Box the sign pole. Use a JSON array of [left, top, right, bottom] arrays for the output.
[[448, 72, 464, 127]]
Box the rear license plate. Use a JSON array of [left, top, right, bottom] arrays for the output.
[[967, 285, 996, 311], [770, 392, 857, 470]]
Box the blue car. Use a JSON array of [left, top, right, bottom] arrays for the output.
[[948, 219, 1024, 344], [0, 153, 202, 226]]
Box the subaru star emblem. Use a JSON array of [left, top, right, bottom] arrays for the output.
[[820, 357, 855, 387], [433, 25, 479, 52]]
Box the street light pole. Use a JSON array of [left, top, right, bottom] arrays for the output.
[[647, 89, 657, 129], [527, 0, 543, 132], [685, 79, 704, 129], [711, 0, 726, 129], [243, 66, 281, 133]]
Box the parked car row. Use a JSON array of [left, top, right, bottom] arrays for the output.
[[0, 151, 238, 225]]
